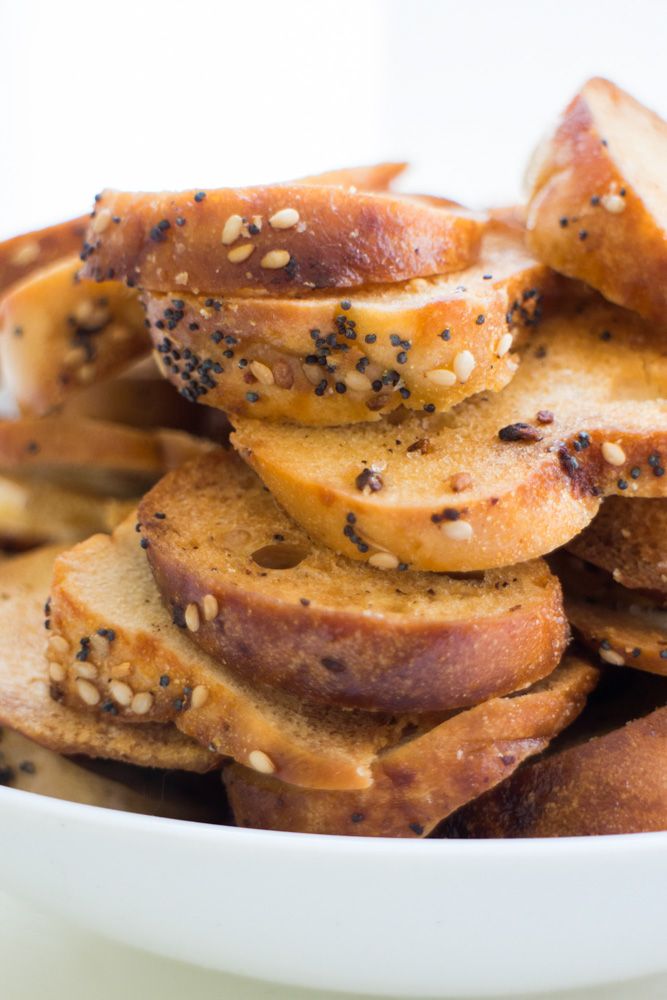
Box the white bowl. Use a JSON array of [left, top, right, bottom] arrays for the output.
[[0, 784, 666, 998]]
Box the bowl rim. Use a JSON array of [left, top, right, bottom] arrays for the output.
[[2, 782, 667, 857]]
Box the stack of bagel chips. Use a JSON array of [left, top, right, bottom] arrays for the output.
[[0, 85, 666, 835]]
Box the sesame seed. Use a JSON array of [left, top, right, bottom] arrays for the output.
[[109, 680, 133, 707], [221, 214, 243, 245], [599, 647, 624, 666], [453, 350, 476, 383], [48, 662, 66, 682], [76, 662, 98, 680], [497, 333, 513, 357], [185, 603, 200, 632], [368, 551, 400, 570], [174, 272, 189, 285], [131, 691, 153, 715], [601, 194, 625, 214], [191, 685, 210, 709], [345, 370, 372, 392], [76, 678, 100, 706], [425, 368, 456, 387], [601, 441, 626, 466], [249, 360, 274, 386], [228, 244, 255, 264], [202, 594, 219, 621], [269, 207, 300, 229], [248, 749, 276, 774], [91, 208, 112, 234], [260, 249, 291, 269], [441, 519, 473, 541]]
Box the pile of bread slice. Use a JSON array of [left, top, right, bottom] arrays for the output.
[[1, 77, 666, 837]]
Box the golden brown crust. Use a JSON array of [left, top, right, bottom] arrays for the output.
[[297, 163, 407, 189], [568, 497, 667, 593], [232, 300, 667, 572], [139, 450, 568, 712], [444, 704, 667, 837], [80, 180, 484, 295], [0, 475, 132, 549], [0, 417, 212, 497], [557, 554, 667, 677], [526, 78, 667, 325], [49, 516, 462, 791], [0, 216, 87, 294], [0, 546, 218, 772], [224, 656, 599, 837], [0, 256, 148, 416], [144, 225, 557, 424]]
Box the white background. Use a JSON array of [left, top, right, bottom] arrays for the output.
[[2, 1, 667, 996], [1, 0, 667, 237]]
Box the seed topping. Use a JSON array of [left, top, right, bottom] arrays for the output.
[[368, 551, 400, 570], [601, 441, 626, 466], [202, 594, 219, 621], [269, 208, 300, 229], [185, 603, 200, 632], [228, 244, 255, 264], [221, 214, 244, 245], [260, 249, 291, 269], [453, 350, 476, 383], [248, 749, 276, 774], [76, 678, 100, 706]]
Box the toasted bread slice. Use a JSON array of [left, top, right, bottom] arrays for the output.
[[444, 701, 667, 837], [557, 553, 667, 676], [44, 515, 550, 791], [526, 78, 667, 325], [298, 163, 407, 189], [138, 450, 568, 712], [0, 728, 224, 821], [0, 475, 134, 549], [0, 216, 87, 294], [232, 300, 667, 572], [0, 256, 148, 416], [62, 358, 223, 434], [144, 224, 557, 424], [80, 176, 484, 294], [224, 654, 598, 837], [0, 545, 218, 772], [568, 497, 667, 593], [0, 417, 211, 497]]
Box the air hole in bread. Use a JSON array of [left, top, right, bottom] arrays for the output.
[[251, 543, 309, 570]]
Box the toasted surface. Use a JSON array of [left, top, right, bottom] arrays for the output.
[[568, 497, 667, 593], [80, 179, 483, 294], [49, 516, 465, 791], [224, 655, 598, 837], [0, 256, 147, 416], [526, 78, 667, 325], [63, 358, 223, 433], [232, 300, 667, 572], [139, 450, 568, 711], [444, 702, 667, 838], [557, 554, 667, 677], [0, 417, 212, 497], [0, 474, 132, 549], [0, 216, 87, 294], [0, 728, 224, 821], [0, 546, 217, 772], [144, 224, 557, 424]]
